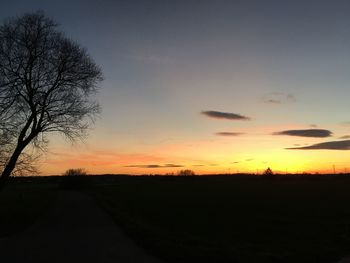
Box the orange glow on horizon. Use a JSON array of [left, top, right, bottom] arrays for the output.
[[39, 133, 350, 176]]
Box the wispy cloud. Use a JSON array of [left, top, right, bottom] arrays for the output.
[[124, 164, 184, 168], [339, 135, 350, 139], [230, 159, 252, 164], [286, 140, 350, 150], [215, 132, 244, 136], [201, 111, 250, 120], [261, 92, 296, 104], [273, 129, 332, 138], [123, 53, 181, 65], [46, 151, 165, 168], [264, 99, 282, 104]]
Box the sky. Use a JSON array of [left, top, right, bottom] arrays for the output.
[[1, 0, 350, 175]]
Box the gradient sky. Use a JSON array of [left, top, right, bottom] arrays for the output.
[[2, 0, 350, 175]]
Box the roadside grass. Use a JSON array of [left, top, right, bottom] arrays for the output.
[[91, 175, 350, 263], [0, 181, 56, 237]]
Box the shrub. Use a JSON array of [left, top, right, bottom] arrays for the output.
[[59, 168, 90, 190], [63, 168, 87, 177], [263, 167, 274, 176], [178, 169, 195, 176]]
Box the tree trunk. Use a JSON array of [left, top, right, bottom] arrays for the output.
[[0, 144, 26, 191]]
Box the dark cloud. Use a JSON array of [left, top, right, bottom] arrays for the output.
[[201, 111, 250, 120], [125, 164, 184, 168], [261, 92, 296, 104], [245, 158, 254, 162], [265, 99, 281, 104], [273, 129, 332, 138], [215, 132, 244, 136], [192, 164, 205, 167], [340, 135, 350, 139], [310, 124, 318, 128], [286, 140, 350, 150], [231, 161, 240, 164], [164, 164, 184, 167]]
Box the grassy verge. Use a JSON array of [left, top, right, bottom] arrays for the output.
[[0, 181, 56, 237], [91, 176, 350, 263]]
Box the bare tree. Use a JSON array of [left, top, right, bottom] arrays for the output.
[[263, 167, 274, 176], [0, 11, 102, 188], [177, 169, 195, 176]]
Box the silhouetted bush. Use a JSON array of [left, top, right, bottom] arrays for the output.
[[63, 168, 87, 177], [178, 169, 195, 176], [263, 167, 274, 176], [59, 168, 90, 190]]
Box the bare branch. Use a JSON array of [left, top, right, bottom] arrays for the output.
[[0, 11, 102, 181]]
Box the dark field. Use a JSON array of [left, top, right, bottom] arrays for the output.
[[0, 180, 56, 237], [3, 175, 350, 262], [90, 175, 350, 263]]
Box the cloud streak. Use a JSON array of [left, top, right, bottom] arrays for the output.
[[273, 129, 332, 138], [201, 111, 250, 120], [261, 92, 296, 104], [124, 164, 184, 168], [286, 140, 350, 150], [215, 132, 244, 136]]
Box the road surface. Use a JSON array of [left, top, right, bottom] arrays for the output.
[[0, 191, 164, 263]]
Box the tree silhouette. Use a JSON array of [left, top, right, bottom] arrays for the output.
[[60, 168, 89, 190], [178, 169, 195, 176], [263, 167, 274, 176], [0, 11, 102, 188]]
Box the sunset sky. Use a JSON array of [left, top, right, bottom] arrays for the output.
[[2, 0, 350, 175]]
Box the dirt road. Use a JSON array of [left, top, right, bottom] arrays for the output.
[[0, 191, 164, 263]]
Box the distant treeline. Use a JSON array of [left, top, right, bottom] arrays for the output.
[[8, 172, 350, 185]]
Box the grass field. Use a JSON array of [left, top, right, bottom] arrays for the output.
[[0, 180, 56, 237], [91, 175, 350, 263], [3, 175, 350, 262]]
